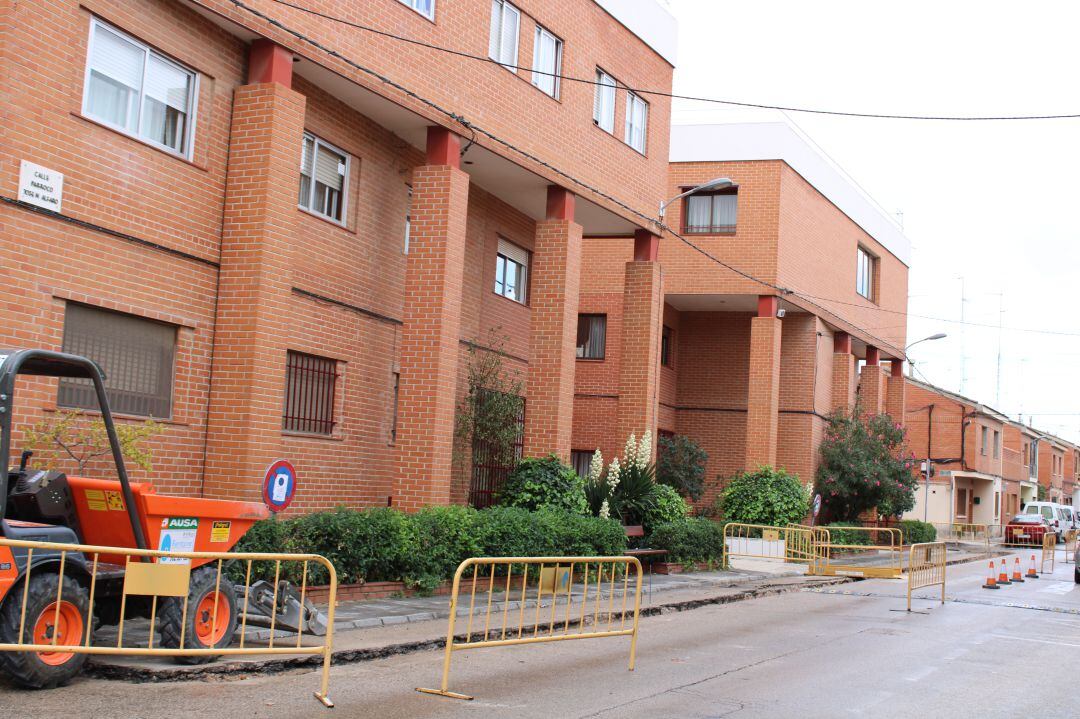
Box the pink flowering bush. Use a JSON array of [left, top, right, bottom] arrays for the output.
[[814, 406, 919, 522]]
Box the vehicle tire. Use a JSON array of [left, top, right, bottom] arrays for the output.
[[1075, 566, 1080, 584], [0, 572, 90, 689], [159, 565, 238, 665]]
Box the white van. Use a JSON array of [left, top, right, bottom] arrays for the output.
[[1021, 502, 1077, 542]]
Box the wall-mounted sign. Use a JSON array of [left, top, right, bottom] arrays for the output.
[[263, 459, 297, 513], [18, 160, 63, 212]]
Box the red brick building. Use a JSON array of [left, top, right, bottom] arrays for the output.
[[572, 122, 911, 504], [0, 0, 678, 512]]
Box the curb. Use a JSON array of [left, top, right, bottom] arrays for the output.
[[85, 575, 851, 683]]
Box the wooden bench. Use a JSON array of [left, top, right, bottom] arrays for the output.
[[622, 525, 668, 571]]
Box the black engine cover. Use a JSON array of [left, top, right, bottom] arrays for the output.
[[6, 470, 82, 540]]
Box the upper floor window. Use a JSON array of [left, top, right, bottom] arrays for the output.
[[398, 0, 434, 20], [488, 0, 520, 70], [83, 19, 197, 158], [403, 184, 412, 254], [684, 189, 737, 234], [576, 314, 607, 359], [531, 25, 562, 98], [993, 430, 1000, 459], [625, 91, 648, 154], [283, 350, 338, 435], [856, 246, 876, 301], [299, 132, 350, 224], [59, 303, 176, 419], [494, 237, 529, 304], [593, 69, 616, 133], [980, 426, 988, 455]]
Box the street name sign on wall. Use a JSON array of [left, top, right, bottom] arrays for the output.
[[18, 160, 63, 212]]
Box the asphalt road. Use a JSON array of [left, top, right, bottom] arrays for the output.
[[2, 551, 1077, 718]]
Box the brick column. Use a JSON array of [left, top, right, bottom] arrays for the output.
[[523, 186, 582, 462], [859, 345, 886, 416], [617, 230, 662, 456], [885, 359, 906, 422], [393, 127, 470, 511], [745, 296, 782, 470], [831, 331, 856, 413], [203, 43, 304, 500]]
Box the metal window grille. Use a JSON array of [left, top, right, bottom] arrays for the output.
[[58, 303, 176, 419], [468, 391, 524, 508], [283, 351, 338, 435]]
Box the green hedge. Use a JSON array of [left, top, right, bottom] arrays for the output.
[[234, 505, 627, 592], [898, 520, 936, 545], [647, 518, 726, 567]]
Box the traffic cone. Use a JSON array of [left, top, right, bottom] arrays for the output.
[[983, 561, 999, 589], [1011, 557, 1025, 583], [997, 558, 1012, 585], [1027, 554, 1039, 579]]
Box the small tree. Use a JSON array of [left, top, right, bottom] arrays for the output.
[[718, 466, 810, 526], [815, 406, 919, 522], [22, 409, 165, 473], [657, 434, 707, 501], [453, 331, 525, 470]]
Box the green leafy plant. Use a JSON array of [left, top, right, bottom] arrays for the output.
[[657, 434, 708, 501], [453, 330, 524, 470], [814, 406, 919, 522], [412, 505, 482, 590], [641, 483, 690, 533], [898, 519, 936, 544], [647, 518, 726, 567], [824, 523, 872, 547], [717, 466, 810, 526], [22, 409, 165, 474], [499, 455, 588, 515]]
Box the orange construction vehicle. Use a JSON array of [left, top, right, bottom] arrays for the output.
[[0, 349, 296, 688]]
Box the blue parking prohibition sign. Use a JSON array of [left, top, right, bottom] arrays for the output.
[[263, 459, 297, 512]]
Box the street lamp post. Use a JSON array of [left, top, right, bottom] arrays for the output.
[[658, 177, 736, 225], [905, 333, 947, 378]]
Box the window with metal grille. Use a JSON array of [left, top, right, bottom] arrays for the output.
[[283, 351, 338, 435], [468, 391, 524, 508], [59, 303, 176, 419]]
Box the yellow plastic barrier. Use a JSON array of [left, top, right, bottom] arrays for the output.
[[1042, 532, 1056, 573], [416, 556, 642, 701], [1062, 530, 1077, 563], [0, 536, 337, 707], [722, 523, 816, 566], [907, 542, 946, 611], [811, 526, 904, 579]]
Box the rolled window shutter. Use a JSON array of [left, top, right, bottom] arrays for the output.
[[497, 238, 528, 268], [500, 4, 519, 66], [143, 55, 191, 111], [91, 24, 145, 90], [315, 144, 345, 191]]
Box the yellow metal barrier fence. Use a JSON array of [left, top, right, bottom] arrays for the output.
[[1041, 532, 1056, 573], [0, 536, 337, 707], [1001, 523, 1050, 548], [906, 542, 946, 611], [947, 523, 991, 549], [1063, 530, 1077, 563], [722, 523, 816, 566], [812, 526, 904, 579], [416, 556, 642, 701]]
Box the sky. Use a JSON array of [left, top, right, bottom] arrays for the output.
[[667, 0, 1080, 442]]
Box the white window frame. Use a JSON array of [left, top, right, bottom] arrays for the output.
[[624, 91, 648, 154], [593, 68, 616, 133], [494, 237, 529, 304], [82, 18, 199, 160], [298, 131, 351, 226], [531, 25, 563, 98], [489, 0, 521, 71], [397, 0, 435, 20], [856, 246, 875, 300]]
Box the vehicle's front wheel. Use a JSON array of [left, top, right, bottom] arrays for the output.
[[0, 572, 90, 688], [159, 565, 238, 665], [1075, 566, 1080, 584]]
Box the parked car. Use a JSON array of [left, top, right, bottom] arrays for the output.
[[1004, 513, 1052, 546], [1021, 502, 1072, 542], [1075, 541, 1080, 584]]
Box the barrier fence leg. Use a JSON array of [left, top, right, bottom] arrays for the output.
[[628, 563, 643, 671], [417, 568, 472, 701], [314, 569, 338, 708]]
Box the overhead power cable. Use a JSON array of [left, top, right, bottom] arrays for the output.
[[266, 0, 1080, 122]]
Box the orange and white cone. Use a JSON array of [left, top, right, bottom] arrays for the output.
[[1027, 554, 1039, 579], [997, 558, 1012, 585], [983, 560, 999, 589], [1011, 557, 1025, 583]]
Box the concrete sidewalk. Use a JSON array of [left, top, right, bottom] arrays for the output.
[[85, 543, 992, 680]]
